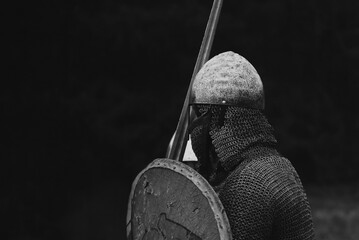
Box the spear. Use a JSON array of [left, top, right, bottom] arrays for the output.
[[166, 0, 223, 161]]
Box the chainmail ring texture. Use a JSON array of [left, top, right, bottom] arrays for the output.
[[190, 106, 315, 240]]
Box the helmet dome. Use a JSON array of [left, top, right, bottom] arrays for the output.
[[191, 51, 264, 110]]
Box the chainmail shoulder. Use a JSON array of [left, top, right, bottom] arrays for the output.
[[217, 147, 315, 240], [190, 106, 315, 240]]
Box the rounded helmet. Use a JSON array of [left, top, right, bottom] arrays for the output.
[[190, 51, 264, 110]]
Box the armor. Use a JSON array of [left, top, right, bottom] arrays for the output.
[[189, 51, 315, 240], [191, 51, 264, 109]]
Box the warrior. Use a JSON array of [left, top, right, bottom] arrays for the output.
[[188, 51, 315, 240]]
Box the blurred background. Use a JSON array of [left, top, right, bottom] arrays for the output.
[[4, 0, 359, 239]]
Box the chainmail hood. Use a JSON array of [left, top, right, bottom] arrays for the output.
[[189, 105, 315, 240], [190, 105, 277, 173]]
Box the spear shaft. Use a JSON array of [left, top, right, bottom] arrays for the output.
[[166, 0, 223, 161]]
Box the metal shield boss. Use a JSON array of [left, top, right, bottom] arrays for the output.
[[127, 158, 232, 240]]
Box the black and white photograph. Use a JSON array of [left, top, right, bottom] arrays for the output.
[[4, 0, 359, 239]]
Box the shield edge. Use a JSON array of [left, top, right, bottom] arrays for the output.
[[126, 158, 232, 240]]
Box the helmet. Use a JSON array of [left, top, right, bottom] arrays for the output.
[[190, 51, 264, 110]]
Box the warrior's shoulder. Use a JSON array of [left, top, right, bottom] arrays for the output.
[[232, 153, 294, 178], [243, 154, 296, 177], [222, 154, 301, 197]]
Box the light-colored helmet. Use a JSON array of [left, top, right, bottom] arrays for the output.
[[190, 51, 264, 110]]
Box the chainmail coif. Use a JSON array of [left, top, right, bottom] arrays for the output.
[[190, 106, 315, 240]]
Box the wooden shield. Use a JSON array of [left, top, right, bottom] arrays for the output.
[[127, 158, 232, 240]]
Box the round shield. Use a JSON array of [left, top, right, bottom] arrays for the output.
[[127, 158, 232, 240]]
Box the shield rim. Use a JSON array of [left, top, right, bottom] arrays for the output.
[[126, 158, 232, 240]]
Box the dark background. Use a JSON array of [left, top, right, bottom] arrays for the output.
[[4, 0, 359, 239]]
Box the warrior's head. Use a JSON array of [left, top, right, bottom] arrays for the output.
[[189, 51, 276, 180], [191, 51, 264, 110]]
